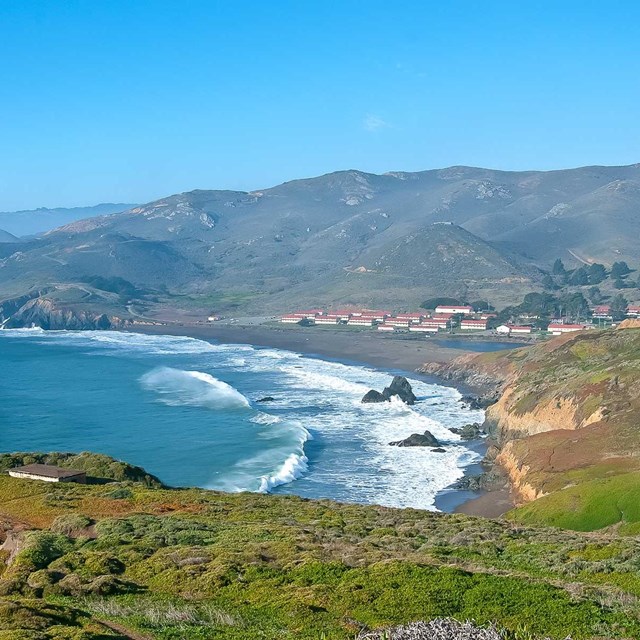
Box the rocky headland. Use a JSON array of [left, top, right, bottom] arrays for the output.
[[421, 325, 640, 530]]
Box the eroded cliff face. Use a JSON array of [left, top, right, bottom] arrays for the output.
[[1, 294, 130, 330], [422, 328, 640, 506], [485, 388, 607, 443]]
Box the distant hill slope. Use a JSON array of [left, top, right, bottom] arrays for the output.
[[0, 203, 137, 237], [1, 163, 640, 323], [0, 228, 18, 243]]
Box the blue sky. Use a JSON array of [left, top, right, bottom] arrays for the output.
[[1, 1, 639, 210]]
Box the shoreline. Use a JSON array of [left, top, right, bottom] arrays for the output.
[[127, 321, 515, 518]]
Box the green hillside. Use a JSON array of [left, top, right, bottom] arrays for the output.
[[2, 459, 640, 639]]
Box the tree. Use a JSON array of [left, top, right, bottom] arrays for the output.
[[469, 300, 492, 312], [520, 292, 557, 316], [558, 292, 589, 319], [568, 267, 589, 286], [587, 263, 607, 285], [588, 286, 603, 304], [614, 278, 628, 289], [420, 297, 462, 310], [610, 293, 629, 320], [552, 258, 566, 275], [611, 261, 632, 279], [542, 274, 558, 291]]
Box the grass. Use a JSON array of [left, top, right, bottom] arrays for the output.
[[3, 470, 640, 639], [508, 471, 640, 534]]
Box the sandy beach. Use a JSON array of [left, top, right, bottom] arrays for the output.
[[133, 321, 470, 371], [129, 320, 515, 518]]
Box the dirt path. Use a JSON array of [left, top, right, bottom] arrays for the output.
[[96, 620, 154, 640], [568, 249, 591, 265]]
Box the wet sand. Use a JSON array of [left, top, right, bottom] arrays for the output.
[[454, 488, 514, 518], [131, 322, 465, 372]]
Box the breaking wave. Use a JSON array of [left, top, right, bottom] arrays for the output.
[[140, 367, 250, 409], [258, 451, 309, 492]]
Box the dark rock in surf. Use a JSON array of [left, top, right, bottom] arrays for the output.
[[256, 396, 276, 403], [389, 431, 440, 447], [431, 447, 446, 453], [362, 376, 416, 405], [460, 395, 493, 410], [449, 422, 484, 440], [382, 376, 417, 405], [362, 390, 387, 403]]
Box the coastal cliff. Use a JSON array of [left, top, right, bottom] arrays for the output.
[[421, 327, 640, 525], [0, 293, 131, 330]]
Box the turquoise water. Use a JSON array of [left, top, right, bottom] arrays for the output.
[[0, 329, 485, 509]]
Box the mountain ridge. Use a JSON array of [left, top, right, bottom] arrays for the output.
[[1, 163, 640, 324]]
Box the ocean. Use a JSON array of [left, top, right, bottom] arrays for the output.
[[0, 329, 486, 510]]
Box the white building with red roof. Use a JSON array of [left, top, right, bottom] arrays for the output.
[[548, 323, 590, 335], [409, 325, 439, 333], [460, 319, 488, 331], [435, 305, 474, 315]]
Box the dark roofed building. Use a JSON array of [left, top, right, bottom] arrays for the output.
[[8, 463, 86, 483]]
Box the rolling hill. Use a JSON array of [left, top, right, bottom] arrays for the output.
[[1, 163, 640, 325], [0, 229, 18, 243]]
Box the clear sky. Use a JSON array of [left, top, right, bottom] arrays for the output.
[[1, 1, 639, 210]]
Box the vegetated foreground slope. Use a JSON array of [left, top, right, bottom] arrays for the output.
[[2, 163, 640, 325], [2, 453, 640, 639], [426, 324, 640, 533]]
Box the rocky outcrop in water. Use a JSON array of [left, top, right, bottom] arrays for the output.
[[383, 376, 417, 405], [449, 422, 484, 440], [362, 376, 416, 405], [362, 390, 387, 403], [389, 431, 440, 447]]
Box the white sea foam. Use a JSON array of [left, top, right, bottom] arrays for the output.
[[250, 412, 282, 425], [212, 420, 311, 493], [231, 346, 484, 509], [140, 367, 250, 409], [0, 327, 46, 336], [258, 451, 309, 492]]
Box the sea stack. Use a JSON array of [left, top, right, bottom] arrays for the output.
[[362, 376, 416, 405]]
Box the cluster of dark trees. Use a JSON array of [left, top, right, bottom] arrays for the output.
[[491, 290, 630, 328], [546, 259, 637, 290], [420, 297, 493, 311]]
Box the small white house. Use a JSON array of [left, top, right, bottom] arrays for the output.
[[496, 325, 511, 334]]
